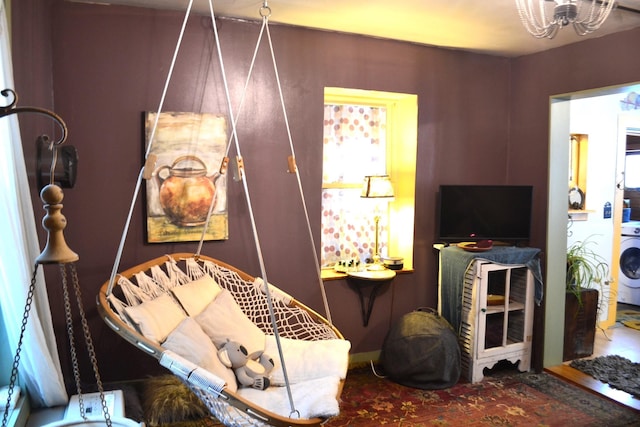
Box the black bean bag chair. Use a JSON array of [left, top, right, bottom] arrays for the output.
[[381, 308, 461, 389]]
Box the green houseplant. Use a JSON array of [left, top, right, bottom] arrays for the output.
[[563, 237, 610, 361], [566, 238, 610, 305]]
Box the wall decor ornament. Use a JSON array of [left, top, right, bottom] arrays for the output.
[[568, 186, 585, 210], [621, 92, 640, 111], [144, 111, 228, 243]]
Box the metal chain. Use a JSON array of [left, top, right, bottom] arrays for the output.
[[1, 264, 39, 427], [68, 263, 112, 426], [1, 262, 112, 427], [59, 263, 86, 420]]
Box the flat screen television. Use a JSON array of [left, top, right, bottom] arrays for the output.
[[437, 185, 533, 244]]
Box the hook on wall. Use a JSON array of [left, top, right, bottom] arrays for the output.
[[617, 171, 625, 190], [1, 88, 78, 190], [36, 135, 78, 191], [567, 214, 574, 238]]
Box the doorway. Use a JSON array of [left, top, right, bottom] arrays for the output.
[[545, 83, 640, 367]]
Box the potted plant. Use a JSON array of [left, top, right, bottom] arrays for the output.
[[563, 237, 610, 361]]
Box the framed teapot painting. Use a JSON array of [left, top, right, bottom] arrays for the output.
[[144, 111, 228, 243]]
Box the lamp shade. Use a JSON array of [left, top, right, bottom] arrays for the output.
[[361, 175, 394, 199]]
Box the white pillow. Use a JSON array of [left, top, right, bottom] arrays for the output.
[[237, 376, 341, 419], [265, 336, 351, 386], [124, 293, 185, 343], [162, 317, 237, 392], [195, 289, 266, 355], [171, 275, 222, 316]]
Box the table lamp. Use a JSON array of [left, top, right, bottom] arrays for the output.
[[361, 175, 394, 270]]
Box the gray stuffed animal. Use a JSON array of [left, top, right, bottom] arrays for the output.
[[217, 339, 275, 390]]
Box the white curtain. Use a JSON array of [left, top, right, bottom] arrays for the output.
[[0, 2, 67, 408]]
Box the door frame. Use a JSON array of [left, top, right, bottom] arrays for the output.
[[545, 84, 640, 367]]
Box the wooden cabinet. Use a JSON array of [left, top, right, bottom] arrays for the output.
[[460, 260, 534, 383]]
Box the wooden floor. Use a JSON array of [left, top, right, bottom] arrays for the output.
[[545, 306, 640, 412]]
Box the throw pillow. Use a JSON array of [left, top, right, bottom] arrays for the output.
[[195, 289, 266, 355], [124, 293, 185, 343], [265, 336, 351, 386], [171, 274, 222, 316]]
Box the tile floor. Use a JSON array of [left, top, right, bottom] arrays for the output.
[[584, 303, 640, 363], [592, 321, 640, 363]]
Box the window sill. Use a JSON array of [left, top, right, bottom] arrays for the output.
[[321, 267, 413, 281], [5, 393, 29, 427]]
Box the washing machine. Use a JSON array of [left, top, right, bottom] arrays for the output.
[[618, 220, 640, 306]]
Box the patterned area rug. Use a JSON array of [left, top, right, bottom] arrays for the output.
[[322, 367, 640, 426], [177, 365, 640, 426], [617, 309, 640, 331], [570, 355, 640, 398]]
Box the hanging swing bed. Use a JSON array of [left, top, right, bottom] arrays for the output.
[[97, 2, 349, 427]]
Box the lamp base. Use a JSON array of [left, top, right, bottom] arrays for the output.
[[367, 262, 387, 271]]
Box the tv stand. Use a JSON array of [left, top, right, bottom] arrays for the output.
[[436, 245, 542, 383], [460, 260, 534, 382]]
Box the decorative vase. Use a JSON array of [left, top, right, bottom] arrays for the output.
[[154, 155, 221, 226]]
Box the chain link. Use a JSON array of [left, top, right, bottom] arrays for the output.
[[1, 264, 39, 427], [60, 263, 87, 419], [69, 263, 112, 426], [2, 263, 112, 427]]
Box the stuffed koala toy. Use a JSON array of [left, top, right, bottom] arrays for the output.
[[217, 339, 275, 390]]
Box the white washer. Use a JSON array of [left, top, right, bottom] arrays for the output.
[[618, 220, 640, 306]]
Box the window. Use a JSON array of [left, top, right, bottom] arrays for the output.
[[625, 151, 640, 189], [321, 88, 417, 270]]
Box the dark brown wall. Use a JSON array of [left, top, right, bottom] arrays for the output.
[[15, 0, 637, 387]]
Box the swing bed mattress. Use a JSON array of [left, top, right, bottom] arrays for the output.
[[97, 253, 348, 427]]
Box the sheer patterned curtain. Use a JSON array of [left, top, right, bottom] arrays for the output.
[[321, 104, 389, 266], [0, 2, 67, 407]]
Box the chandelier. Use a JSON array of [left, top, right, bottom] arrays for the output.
[[515, 0, 617, 38]]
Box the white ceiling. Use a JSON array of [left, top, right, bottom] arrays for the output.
[[71, 0, 640, 57]]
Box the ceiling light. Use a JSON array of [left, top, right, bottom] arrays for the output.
[[515, 0, 616, 39]]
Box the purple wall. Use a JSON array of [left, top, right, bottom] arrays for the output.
[[12, 0, 640, 387], [508, 29, 640, 365]]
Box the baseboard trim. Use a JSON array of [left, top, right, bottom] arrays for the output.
[[349, 350, 381, 369]]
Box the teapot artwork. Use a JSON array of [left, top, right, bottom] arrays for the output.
[[154, 155, 222, 226], [144, 111, 228, 243]]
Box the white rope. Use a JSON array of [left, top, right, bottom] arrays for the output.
[[106, 169, 144, 296], [193, 5, 335, 415], [263, 21, 332, 324], [220, 10, 301, 415], [107, 0, 195, 296], [104, 0, 334, 421], [196, 0, 245, 256], [106, 0, 299, 417], [144, 0, 195, 160], [190, 6, 300, 415]]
